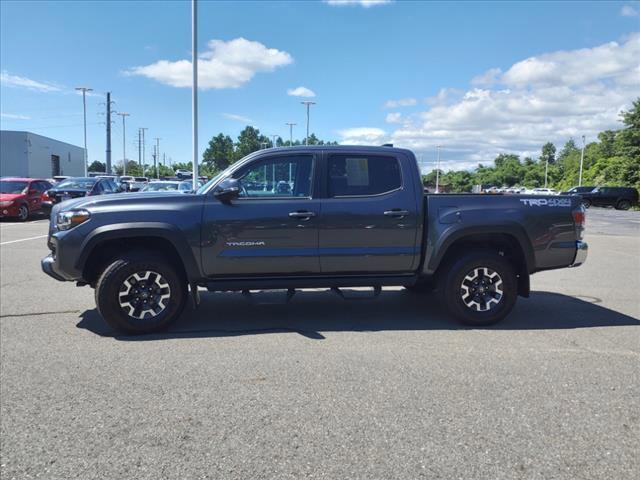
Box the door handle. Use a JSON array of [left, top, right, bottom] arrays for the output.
[[289, 211, 316, 219], [384, 209, 410, 217]]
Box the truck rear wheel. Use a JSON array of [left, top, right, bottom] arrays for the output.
[[441, 250, 517, 326], [95, 253, 187, 334]]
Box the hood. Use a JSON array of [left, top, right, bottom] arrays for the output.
[[54, 191, 201, 213], [0, 193, 25, 201]]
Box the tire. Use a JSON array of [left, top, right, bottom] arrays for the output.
[[95, 252, 187, 334], [441, 250, 517, 326], [581, 199, 591, 209], [17, 204, 29, 221], [616, 199, 631, 211]]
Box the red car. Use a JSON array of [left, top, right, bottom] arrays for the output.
[[0, 177, 53, 221]]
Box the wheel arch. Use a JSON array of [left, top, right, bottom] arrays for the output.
[[77, 223, 201, 286], [429, 227, 533, 297]]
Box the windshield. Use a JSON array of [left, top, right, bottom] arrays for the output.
[[0, 181, 28, 194], [142, 182, 180, 191], [56, 178, 96, 190], [196, 172, 226, 194]]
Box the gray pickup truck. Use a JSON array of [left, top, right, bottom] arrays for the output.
[[42, 146, 587, 334]]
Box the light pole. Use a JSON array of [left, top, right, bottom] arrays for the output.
[[75, 87, 92, 176], [285, 122, 296, 146], [544, 156, 549, 188], [140, 127, 148, 174], [117, 112, 130, 175], [191, 0, 199, 190], [301, 101, 316, 145], [154, 137, 161, 178], [270, 134, 279, 148], [579, 135, 585, 187], [435, 145, 441, 194]]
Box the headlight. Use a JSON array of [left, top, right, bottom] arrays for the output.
[[56, 209, 90, 231], [0, 200, 14, 207]]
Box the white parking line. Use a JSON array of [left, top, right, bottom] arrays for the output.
[[0, 220, 48, 228], [0, 234, 48, 246]]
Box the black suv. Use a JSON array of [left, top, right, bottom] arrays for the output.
[[578, 186, 639, 210], [561, 186, 595, 195]]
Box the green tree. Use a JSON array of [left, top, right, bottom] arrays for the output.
[[617, 99, 640, 159], [540, 142, 556, 165], [202, 133, 235, 171], [88, 160, 106, 173], [236, 126, 268, 158]]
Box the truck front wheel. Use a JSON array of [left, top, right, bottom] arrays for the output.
[[95, 253, 187, 334], [442, 250, 517, 326]]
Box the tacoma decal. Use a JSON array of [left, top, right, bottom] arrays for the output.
[[225, 241, 266, 247]]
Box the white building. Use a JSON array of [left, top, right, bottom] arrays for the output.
[[0, 131, 85, 178]]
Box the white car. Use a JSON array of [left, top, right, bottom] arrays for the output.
[[531, 188, 558, 195]]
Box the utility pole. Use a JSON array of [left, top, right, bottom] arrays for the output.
[[117, 112, 130, 175], [579, 135, 585, 187], [75, 87, 92, 176], [154, 137, 161, 178], [105, 92, 112, 174], [191, 0, 199, 190], [301, 101, 316, 145], [163, 152, 166, 166], [140, 127, 148, 174], [270, 134, 278, 148], [137, 128, 142, 168], [285, 122, 296, 146], [435, 145, 441, 194], [544, 156, 549, 188]]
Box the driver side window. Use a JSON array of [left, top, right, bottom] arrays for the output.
[[236, 155, 313, 198]]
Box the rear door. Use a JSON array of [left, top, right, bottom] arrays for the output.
[[318, 152, 420, 274], [201, 153, 321, 277]]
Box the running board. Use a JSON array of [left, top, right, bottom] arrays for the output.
[[204, 274, 417, 293]]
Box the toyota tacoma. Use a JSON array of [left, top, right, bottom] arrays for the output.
[[42, 146, 588, 334]]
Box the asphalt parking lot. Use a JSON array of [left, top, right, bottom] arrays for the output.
[[1, 207, 638, 480]]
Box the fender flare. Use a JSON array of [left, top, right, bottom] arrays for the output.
[[426, 223, 535, 275], [75, 222, 202, 282]]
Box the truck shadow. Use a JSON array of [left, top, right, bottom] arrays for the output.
[[76, 289, 639, 341]]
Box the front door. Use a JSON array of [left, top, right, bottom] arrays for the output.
[[318, 152, 420, 274], [201, 153, 320, 277]]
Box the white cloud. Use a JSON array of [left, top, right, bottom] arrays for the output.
[[337, 127, 386, 144], [0, 112, 30, 120], [0, 71, 61, 93], [338, 34, 640, 170], [385, 112, 402, 124], [287, 86, 316, 97], [223, 113, 253, 123], [126, 38, 293, 90], [621, 4, 638, 16], [471, 68, 502, 86], [383, 97, 417, 108], [325, 0, 392, 7]]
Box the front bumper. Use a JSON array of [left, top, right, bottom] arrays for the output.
[[570, 240, 588, 267], [41, 254, 68, 282]]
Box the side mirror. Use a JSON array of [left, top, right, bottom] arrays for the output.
[[214, 178, 240, 204]]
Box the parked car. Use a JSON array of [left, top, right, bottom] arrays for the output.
[[175, 169, 193, 179], [42, 177, 121, 214], [577, 186, 639, 210], [140, 181, 184, 193], [0, 177, 53, 221], [561, 186, 595, 195], [127, 177, 149, 192], [42, 145, 587, 334], [49, 176, 70, 185], [531, 188, 558, 195]]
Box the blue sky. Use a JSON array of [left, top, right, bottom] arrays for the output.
[[1, 0, 638, 171]]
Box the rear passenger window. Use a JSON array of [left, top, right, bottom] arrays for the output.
[[328, 155, 401, 197]]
